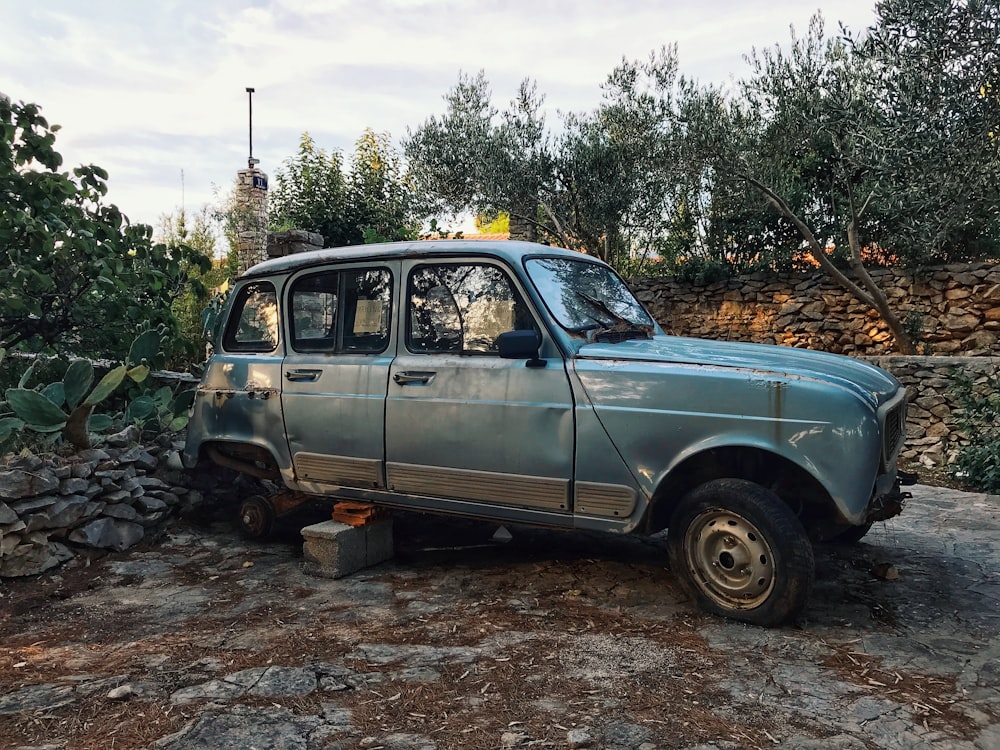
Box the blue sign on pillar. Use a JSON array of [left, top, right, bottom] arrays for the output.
[[252, 175, 268, 190]]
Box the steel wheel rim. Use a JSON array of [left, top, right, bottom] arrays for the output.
[[684, 508, 776, 610]]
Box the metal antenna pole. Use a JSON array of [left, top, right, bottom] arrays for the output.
[[246, 87, 256, 168]]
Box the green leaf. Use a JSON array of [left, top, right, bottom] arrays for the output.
[[63, 359, 94, 410], [5, 388, 68, 428], [87, 413, 115, 432], [153, 385, 173, 407], [127, 330, 162, 367], [42, 382, 66, 408], [167, 415, 189, 431], [0, 416, 25, 442], [125, 396, 156, 424], [126, 364, 150, 383], [17, 361, 36, 389], [170, 389, 196, 416], [83, 365, 127, 406]]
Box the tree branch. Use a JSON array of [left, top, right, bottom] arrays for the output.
[[740, 173, 877, 308]]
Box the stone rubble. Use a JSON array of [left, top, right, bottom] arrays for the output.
[[0, 427, 261, 577]]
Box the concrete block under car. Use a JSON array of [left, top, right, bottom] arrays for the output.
[[301, 518, 394, 579]]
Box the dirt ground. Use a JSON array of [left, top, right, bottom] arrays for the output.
[[1, 485, 998, 750]]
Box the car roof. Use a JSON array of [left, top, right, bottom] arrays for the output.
[[240, 239, 596, 279]]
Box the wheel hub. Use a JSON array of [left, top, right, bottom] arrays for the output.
[[685, 509, 776, 609]]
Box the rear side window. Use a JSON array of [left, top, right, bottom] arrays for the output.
[[223, 282, 279, 353], [290, 268, 392, 353]]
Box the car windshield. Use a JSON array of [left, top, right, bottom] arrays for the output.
[[525, 257, 654, 337]]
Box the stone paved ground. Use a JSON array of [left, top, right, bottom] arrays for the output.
[[0, 484, 998, 750]]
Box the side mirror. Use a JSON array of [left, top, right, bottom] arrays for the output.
[[496, 330, 546, 368]]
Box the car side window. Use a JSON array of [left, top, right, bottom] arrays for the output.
[[407, 263, 535, 354], [223, 282, 279, 353], [290, 268, 391, 353]]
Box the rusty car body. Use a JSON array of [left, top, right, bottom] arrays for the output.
[[184, 240, 909, 626]]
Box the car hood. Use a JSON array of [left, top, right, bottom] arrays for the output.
[[576, 335, 900, 406]]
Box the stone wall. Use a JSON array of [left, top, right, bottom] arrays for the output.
[[267, 229, 324, 257], [0, 428, 255, 578], [631, 262, 1000, 356], [867, 356, 997, 470]]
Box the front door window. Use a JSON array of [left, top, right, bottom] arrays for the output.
[[407, 264, 536, 354]]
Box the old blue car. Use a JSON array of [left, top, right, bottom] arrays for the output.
[[184, 240, 909, 626]]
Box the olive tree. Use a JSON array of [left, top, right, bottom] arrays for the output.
[[405, 50, 694, 272], [688, 1, 1000, 353]]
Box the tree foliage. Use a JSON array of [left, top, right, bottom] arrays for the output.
[[0, 99, 208, 360], [404, 1, 999, 350], [349, 128, 417, 242], [268, 132, 354, 246], [268, 129, 418, 246], [158, 207, 233, 367], [405, 54, 699, 271], [687, 1, 1000, 352]]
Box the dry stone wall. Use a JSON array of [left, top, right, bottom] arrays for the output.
[[0, 426, 185, 576], [0, 429, 256, 578], [867, 356, 998, 470], [631, 262, 1000, 356]]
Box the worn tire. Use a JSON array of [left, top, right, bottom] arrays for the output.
[[667, 478, 815, 627], [239, 495, 275, 540]]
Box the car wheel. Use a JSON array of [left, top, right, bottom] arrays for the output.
[[667, 478, 814, 627], [827, 520, 874, 545], [239, 495, 275, 540]]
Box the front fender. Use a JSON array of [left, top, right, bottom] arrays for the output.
[[573, 359, 882, 523]]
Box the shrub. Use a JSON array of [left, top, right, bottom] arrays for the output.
[[951, 368, 1000, 493]]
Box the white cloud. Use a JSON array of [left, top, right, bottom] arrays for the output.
[[1, 0, 879, 232]]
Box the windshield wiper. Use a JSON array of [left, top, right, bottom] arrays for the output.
[[572, 291, 651, 342], [574, 290, 631, 327]]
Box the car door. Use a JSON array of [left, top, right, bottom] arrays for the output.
[[280, 262, 397, 491], [384, 259, 575, 516]]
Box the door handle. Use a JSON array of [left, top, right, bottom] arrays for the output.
[[285, 369, 322, 382], [393, 371, 435, 385]]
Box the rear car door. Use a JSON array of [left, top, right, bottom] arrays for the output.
[[280, 262, 397, 491]]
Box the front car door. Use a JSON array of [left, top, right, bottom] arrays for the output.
[[384, 258, 576, 521]]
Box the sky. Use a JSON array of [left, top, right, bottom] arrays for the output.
[[2, 0, 880, 242]]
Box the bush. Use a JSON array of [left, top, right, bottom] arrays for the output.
[[951, 369, 1000, 493]]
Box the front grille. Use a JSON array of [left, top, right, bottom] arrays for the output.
[[882, 397, 907, 464]]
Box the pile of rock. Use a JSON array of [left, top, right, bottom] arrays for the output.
[[0, 426, 200, 577]]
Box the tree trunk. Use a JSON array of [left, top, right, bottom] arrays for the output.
[[743, 175, 916, 355]]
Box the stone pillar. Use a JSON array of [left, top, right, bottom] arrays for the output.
[[234, 167, 269, 274], [508, 208, 537, 242]]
